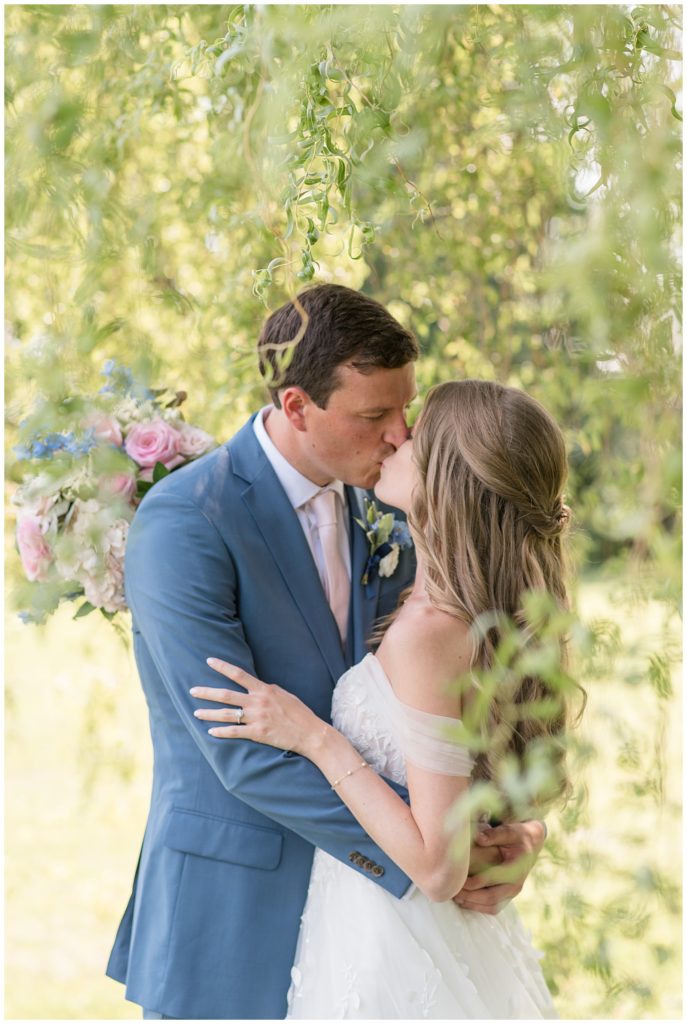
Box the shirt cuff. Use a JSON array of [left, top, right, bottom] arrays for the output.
[[401, 881, 417, 900]]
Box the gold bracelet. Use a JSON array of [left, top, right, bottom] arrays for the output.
[[331, 759, 368, 790]]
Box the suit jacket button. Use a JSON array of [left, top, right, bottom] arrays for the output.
[[372, 865, 384, 877], [348, 851, 359, 862], [363, 859, 374, 871]]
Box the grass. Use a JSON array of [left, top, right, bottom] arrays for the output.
[[4, 577, 682, 1019]]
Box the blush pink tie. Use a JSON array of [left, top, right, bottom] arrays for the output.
[[309, 489, 350, 643]]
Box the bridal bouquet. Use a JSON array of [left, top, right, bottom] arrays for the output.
[[12, 360, 216, 624]]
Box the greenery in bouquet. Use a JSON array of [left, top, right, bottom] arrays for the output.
[[12, 360, 216, 624]]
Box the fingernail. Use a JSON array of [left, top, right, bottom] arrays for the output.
[[193, 710, 201, 717], [190, 688, 200, 695], [206, 658, 218, 666], [208, 728, 219, 736]]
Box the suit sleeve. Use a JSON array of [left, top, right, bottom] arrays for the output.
[[125, 487, 413, 899]]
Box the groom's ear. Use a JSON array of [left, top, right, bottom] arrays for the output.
[[281, 387, 310, 432]]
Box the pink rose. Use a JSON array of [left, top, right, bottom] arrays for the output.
[[124, 418, 184, 470], [85, 412, 123, 447], [101, 472, 137, 503], [16, 514, 54, 581], [177, 423, 215, 458]]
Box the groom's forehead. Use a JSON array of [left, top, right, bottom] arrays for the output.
[[330, 362, 417, 403]]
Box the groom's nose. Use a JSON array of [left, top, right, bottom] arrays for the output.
[[383, 412, 411, 451]]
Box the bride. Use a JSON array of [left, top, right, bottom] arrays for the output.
[[191, 379, 577, 1019]]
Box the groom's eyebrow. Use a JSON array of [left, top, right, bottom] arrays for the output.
[[359, 394, 418, 414]]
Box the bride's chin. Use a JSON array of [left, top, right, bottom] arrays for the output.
[[372, 480, 388, 503], [373, 481, 405, 513]]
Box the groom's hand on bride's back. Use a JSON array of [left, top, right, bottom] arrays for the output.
[[453, 820, 547, 915]]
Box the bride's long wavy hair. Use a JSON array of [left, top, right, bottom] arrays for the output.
[[385, 379, 583, 811]]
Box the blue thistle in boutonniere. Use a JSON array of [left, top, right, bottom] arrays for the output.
[[354, 498, 413, 586]]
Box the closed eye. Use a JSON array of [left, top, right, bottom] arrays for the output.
[[361, 399, 416, 422]]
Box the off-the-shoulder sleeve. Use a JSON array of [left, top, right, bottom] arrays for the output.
[[386, 696, 474, 777]]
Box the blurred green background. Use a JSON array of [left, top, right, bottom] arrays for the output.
[[5, 4, 682, 1019]]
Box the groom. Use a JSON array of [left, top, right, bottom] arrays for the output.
[[106, 284, 545, 1020]]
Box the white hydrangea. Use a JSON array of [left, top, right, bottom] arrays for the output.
[[53, 499, 130, 612], [114, 397, 158, 432], [159, 407, 185, 427], [82, 525, 128, 612], [13, 477, 72, 543], [60, 463, 97, 501]]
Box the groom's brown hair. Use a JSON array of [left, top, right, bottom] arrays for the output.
[[257, 284, 419, 408]]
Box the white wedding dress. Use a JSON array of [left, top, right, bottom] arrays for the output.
[[286, 654, 557, 1019]]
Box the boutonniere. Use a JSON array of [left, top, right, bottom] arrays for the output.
[[354, 498, 413, 586]]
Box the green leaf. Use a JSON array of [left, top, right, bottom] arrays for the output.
[[660, 86, 683, 122], [648, 654, 673, 700], [378, 512, 394, 538], [337, 157, 348, 192], [94, 318, 126, 342], [152, 461, 170, 483], [348, 224, 362, 260], [73, 601, 96, 620]]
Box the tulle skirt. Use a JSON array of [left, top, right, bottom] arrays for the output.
[[287, 849, 557, 1020]]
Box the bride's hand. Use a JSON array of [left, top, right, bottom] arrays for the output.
[[190, 659, 327, 756], [454, 820, 546, 915]]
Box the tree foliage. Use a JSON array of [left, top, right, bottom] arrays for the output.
[[5, 5, 682, 1019], [7, 5, 681, 602]]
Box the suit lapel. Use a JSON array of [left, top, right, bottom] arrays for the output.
[[230, 421, 346, 686]]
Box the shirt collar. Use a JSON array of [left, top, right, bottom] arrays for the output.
[[253, 406, 346, 511]]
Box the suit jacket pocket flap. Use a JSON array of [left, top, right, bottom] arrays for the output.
[[163, 808, 283, 870]]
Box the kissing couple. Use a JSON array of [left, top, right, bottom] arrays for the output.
[[108, 284, 572, 1019]]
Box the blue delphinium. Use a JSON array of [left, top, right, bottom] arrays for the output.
[[390, 521, 412, 548], [99, 359, 135, 396], [13, 429, 97, 462], [99, 359, 155, 401]]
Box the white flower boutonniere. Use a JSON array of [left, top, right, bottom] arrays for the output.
[[354, 498, 413, 586]]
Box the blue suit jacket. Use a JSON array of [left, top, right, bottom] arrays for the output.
[[106, 415, 415, 1019]]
